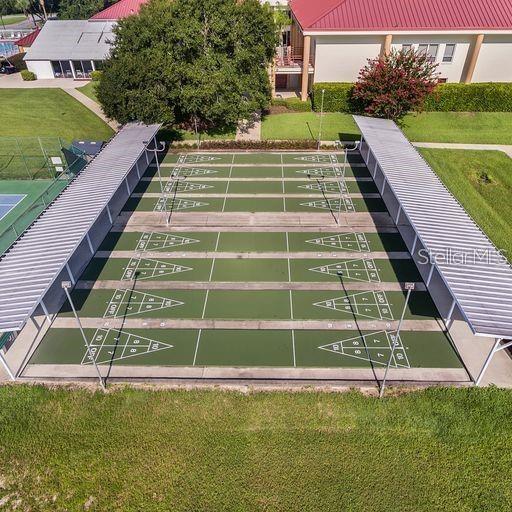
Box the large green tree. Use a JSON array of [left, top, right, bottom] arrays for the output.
[[58, 0, 114, 20], [14, 0, 59, 21], [97, 0, 278, 129]]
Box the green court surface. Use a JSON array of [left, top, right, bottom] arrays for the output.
[[98, 231, 407, 253], [162, 152, 364, 166], [0, 179, 68, 254], [24, 151, 462, 377], [123, 196, 387, 213], [60, 288, 438, 322], [30, 328, 462, 369], [135, 178, 377, 195], [80, 256, 419, 283], [157, 165, 370, 179]]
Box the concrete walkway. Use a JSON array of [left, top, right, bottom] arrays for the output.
[[63, 88, 119, 131], [236, 111, 262, 141], [0, 73, 83, 88], [413, 141, 512, 158]]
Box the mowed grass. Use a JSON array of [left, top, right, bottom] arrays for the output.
[[261, 111, 512, 144], [401, 112, 512, 144], [419, 148, 512, 258], [77, 81, 98, 103], [0, 14, 26, 25], [261, 112, 359, 141], [1, 386, 512, 511], [0, 89, 113, 140]]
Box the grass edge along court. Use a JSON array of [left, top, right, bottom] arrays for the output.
[[1, 385, 512, 512]]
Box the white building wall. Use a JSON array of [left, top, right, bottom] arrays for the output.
[[391, 35, 472, 82], [313, 35, 382, 82], [26, 60, 54, 79], [473, 35, 512, 82]]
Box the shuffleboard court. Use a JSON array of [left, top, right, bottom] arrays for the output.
[[21, 151, 465, 381], [123, 196, 387, 213], [58, 288, 438, 322], [98, 231, 407, 254], [79, 257, 418, 283], [30, 328, 462, 369]]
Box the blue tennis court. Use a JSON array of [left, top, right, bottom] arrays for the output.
[[0, 194, 26, 221]]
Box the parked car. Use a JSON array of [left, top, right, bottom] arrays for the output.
[[0, 57, 16, 74]]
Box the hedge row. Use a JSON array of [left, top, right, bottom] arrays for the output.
[[171, 140, 331, 150], [270, 97, 312, 112], [312, 82, 512, 112]]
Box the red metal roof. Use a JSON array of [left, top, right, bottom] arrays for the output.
[[15, 28, 41, 48], [290, 0, 512, 31], [89, 0, 149, 21]]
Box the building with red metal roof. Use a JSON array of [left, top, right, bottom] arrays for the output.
[[15, 28, 41, 53], [89, 0, 149, 22], [273, 0, 512, 99]]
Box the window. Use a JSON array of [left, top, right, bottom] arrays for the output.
[[72, 60, 84, 78], [82, 60, 94, 78], [443, 44, 456, 63], [417, 44, 438, 62], [51, 61, 62, 78], [402, 44, 412, 52], [60, 61, 73, 78]]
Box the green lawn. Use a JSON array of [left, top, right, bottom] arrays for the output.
[[0, 89, 113, 140], [261, 112, 359, 141], [261, 111, 512, 144], [1, 386, 512, 511], [0, 14, 27, 25], [77, 81, 98, 103], [419, 148, 512, 258], [401, 112, 512, 144]]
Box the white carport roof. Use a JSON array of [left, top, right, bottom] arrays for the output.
[[354, 115, 512, 339], [0, 123, 160, 333]]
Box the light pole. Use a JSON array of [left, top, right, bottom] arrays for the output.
[[317, 88, 325, 150], [62, 281, 106, 391], [379, 282, 415, 398]]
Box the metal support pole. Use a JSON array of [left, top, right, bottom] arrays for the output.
[[63, 283, 105, 391], [0, 351, 15, 381], [475, 338, 502, 386], [135, 160, 140, 179], [317, 89, 325, 150], [106, 205, 113, 224], [373, 159, 378, 179], [337, 141, 360, 225], [145, 150, 150, 165], [395, 206, 402, 225], [411, 235, 418, 255], [446, 299, 457, 322], [66, 263, 75, 285], [381, 178, 386, 195], [379, 283, 415, 398], [86, 233, 94, 255], [40, 300, 51, 324], [426, 264, 435, 286], [125, 178, 130, 195]]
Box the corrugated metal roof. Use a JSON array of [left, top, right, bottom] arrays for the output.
[[291, 0, 512, 31], [90, 0, 148, 21], [0, 123, 160, 333], [15, 28, 40, 48], [24, 20, 115, 61], [354, 115, 512, 339]]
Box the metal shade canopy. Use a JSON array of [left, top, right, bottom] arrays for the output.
[[0, 122, 160, 333], [354, 115, 512, 339]]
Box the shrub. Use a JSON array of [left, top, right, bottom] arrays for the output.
[[271, 97, 312, 112], [312, 83, 354, 112], [424, 83, 512, 112], [90, 70, 102, 82], [20, 70, 36, 81], [352, 49, 439, 120]]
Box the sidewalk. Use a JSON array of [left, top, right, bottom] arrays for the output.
[[0, 73, 82, 89], [413, 141, 512, 158], [63, 88, 119, 131]]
